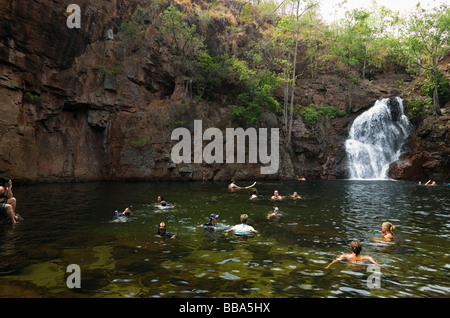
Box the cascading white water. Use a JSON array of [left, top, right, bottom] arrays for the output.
[[345, 97, 412, 180]]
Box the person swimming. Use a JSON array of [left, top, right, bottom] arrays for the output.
[[326, 240, 396, 275], [290, 192, 301, 199], [112, 208, 131, 223], [157, 195, 167, 205], [155, 195, 174, 209], [199, 214, 219, 231], [228, 180, 241, 190], [267, 207, 281, 219], [155, 222, 176, 239], [225, 214, 258, 237], [271, 190, 283, 200], [381, 222, 396, 241], [325, 240, 383, 268]]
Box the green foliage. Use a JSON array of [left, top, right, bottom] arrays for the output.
[[421, 69, 450, 106], [402, 3, 449, 66], [193, 53, 235, 98], [97, 63, 123, 75], [300, 106, 320, 126], [239, 4, 253, 24], [133, 6, 145, 25], [327, 8, 385, 78], [159, 5, 204, 61], [405, 97, 431, 118], [23, 92, 42, 104], [300, 105, 346, 126], [229, 69, 281, 126], [401, 3, 449, 113], [118, 22, 137, 39], [130, 136, 152, 148], [148, 0, 165, 13]]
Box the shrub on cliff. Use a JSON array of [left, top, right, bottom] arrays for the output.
[[23, 92, 43, 105], [300, 105, 346, 126], [228, 69, 282, 126], [421, 69, 450, 108]]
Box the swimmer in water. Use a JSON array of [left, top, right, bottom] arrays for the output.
[[325, 240, 383, 269], [267, 207, 281, 219], [155, 222, 176, 239], [157, 195, 167, 205], [199, 214, 219, 231], [225, 214, 258, 236], [290, 192, 301, 199], [228, 180, 241, 190], [122, 207, 131, 216], [250, 190, 258, 200], [381, 222, 396, 241], [155, 195, 174, 208], [271, 190, 283, 200]]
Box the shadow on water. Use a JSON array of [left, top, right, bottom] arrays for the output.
[[0, 180, 449, 297]]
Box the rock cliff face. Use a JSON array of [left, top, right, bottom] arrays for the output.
[[389, 52, 450, 182], [0, 0, 448, 182]]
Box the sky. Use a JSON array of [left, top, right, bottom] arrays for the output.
[[318, 0, 447, 23]]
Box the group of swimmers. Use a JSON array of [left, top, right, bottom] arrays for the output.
[[144, 181, 399, 273], [0, 177, 399, 272]]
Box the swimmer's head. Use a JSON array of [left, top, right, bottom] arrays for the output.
[[240, 214, 249, 224], [158, 222, 166, 233], [161, 201, 167, 207], [210, 214, 219, 220], [274, 207, 280, 214], [350, 240, 362, 255], [382, 222, 396, 232]]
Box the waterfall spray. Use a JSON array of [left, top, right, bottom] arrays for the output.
[[345, 97, 412, 179]]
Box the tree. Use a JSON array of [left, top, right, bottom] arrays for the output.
[[286, 0, 318, 144], [403, 3, 450, 116], [328, 8, 386, 80], [159, 5, 205, 68], [159, 5, 206, 100], [265, 1, 318, 142]]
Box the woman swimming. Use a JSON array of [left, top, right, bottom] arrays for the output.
[[326, 240, 396, 275], [325, 240, 383, 268], [381, 222, 396, 241]]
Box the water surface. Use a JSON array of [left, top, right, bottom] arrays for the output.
[[0, 180, 449, 298]]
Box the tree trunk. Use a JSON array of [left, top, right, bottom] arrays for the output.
[[287, 0, 300, 145]]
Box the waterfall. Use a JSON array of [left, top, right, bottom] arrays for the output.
[[345, 97, 412, 180]]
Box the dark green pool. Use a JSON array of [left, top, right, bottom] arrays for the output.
[[0, 180, 449, 298]]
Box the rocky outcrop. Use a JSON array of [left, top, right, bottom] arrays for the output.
[[389, 111, 450, 181], [389, 52, 450, 182], [0, 0, 447, 183]]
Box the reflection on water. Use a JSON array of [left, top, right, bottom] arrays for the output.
[[0, 180, 449, 297]]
